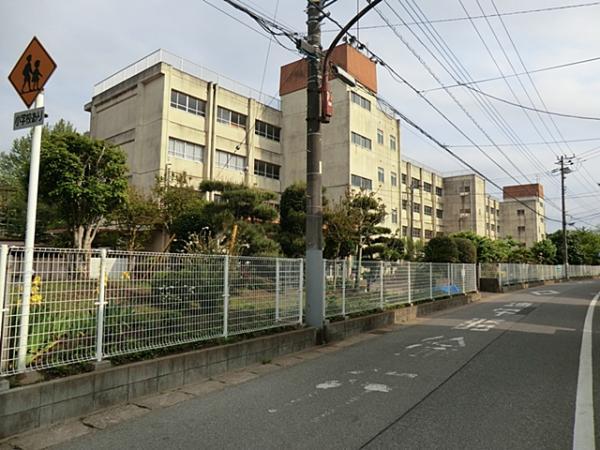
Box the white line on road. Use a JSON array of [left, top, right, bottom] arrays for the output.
[[573, 291, 599, 450]]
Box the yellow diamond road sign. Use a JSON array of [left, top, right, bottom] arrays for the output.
[[8, 36, 57, 108]]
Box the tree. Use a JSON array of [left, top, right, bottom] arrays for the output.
[[531, 239, 557, 264], [39, 130, 128, 249], [548, 230, 586, 265], [113, 186, 160, 250], [424, 236, 459, 263], [278, 182, 306, 258], [454, 237, 477, 263]]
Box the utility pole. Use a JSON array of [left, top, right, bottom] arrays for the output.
[[556, 155, 574, 280], [305, 0, 324, 329]]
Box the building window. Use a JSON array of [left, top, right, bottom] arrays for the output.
[[401, 173, 407, 184], [391, 208, 398, 224], [377, 129, 384, 145], [425, 229, 433, 239], [423, 182, 432, 193], [412, 227, 421, 238], [216, 149, 245, 171], [255, 120, 281, 141], [378, 167, 384, 183], [254, 159, 280, 180], [351, 174, 372, 190], [217, 107, 247, 128], [402, 226, 408, 236], [424, 206, 432, 216], [497, 225, 501, 232], [168, 137, 204, 162], [351, 91, 371, 111], [517, 209, 525, 216], [436, 209, 443, 219], [413, 202, 421, 214], [351, 132, 372, 150], [411, 177, 420, 188], [462, 185, 471, 193], [402, 200, 408, 210], [389, 134, 397, 151], [435, 186, 443, 196], [170, 90, 206, 116], [391, 172, 397, 187], [460, 208, 471, 214], [518, 226, 526, 233]]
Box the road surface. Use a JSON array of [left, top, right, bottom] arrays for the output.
[[56, 280, 600, 450]]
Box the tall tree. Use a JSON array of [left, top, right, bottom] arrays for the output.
[[113, 186, 160, 250], [39, 131, 128, 249], [278, 182, 306, 258]]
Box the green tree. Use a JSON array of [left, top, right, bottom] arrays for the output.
[[424, 236, 459, 263], [113, 186, 160, 250], [530, 238, 557, 264], [548, 230, 586, 265], [278, 182, 306, 258], [454, 237, 477, 263], [39, 130, 128, 249]]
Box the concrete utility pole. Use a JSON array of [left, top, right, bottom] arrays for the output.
[[305, 0, 325, 329], [556, 155, 574, 280]]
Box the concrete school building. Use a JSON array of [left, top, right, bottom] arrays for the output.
[[84, 44, 544, 245]]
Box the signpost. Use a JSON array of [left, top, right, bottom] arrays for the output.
[[8, 36, 56, 371]]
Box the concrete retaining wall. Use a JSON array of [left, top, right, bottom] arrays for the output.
[[0, 327, 316, 439]]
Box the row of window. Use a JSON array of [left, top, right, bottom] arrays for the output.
[[351, 174, 373, 191], [168, 138, 280, 179], [351, 92, 371, 111], [401, 227, 437, 239], [400, 174, 443, 196], [352, 130, 396, 151]]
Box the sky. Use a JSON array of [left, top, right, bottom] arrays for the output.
[[1, 0, 600, 232]]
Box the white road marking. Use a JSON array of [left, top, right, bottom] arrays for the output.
[[268, 409, 277, 413], [531, 290, 559, 296], [385, 372, 418, 378], [454, 318, 503, 332], [573, 291, 598, 450], [316, 380, 342, 389], [348, 370, 363, 375], [364, 383, 391, 393]]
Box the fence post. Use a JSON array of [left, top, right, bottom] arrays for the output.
[[0, 245, 8, 368], [448, 264, 452, 297], [342, 260, 346, 316], [298, 258, 303, 324], [323, 260, 327, 319], [498, 263, 502, 288], [407, 261, 412, 304], [275, 259, 280, 322], [95, 249, 107, 362], [223, 255, 229, 338], [429, 263, 433, 299], [379, 261, 384, 310]]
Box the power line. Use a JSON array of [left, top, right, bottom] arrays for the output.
[[321, 1, 600, 31], [450, 137, 600, 148], [420, 55, 600, 93], [462, 84, 600, 121]]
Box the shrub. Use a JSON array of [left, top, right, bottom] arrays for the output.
[[454, 237, 477, 263], [424, 236, 459, 263]]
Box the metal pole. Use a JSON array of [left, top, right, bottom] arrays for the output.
[[342, 260, 346, 316], [298, 258, 304, 324], [17, 93, 44, 372], [223, 255, 229, 338], [448, 264, 452, 297], [560, 156, 570, 280], [429, 263, 433, 299], [407, 261, 412, 304], [95, 249, 107, 361], [0, 245, 8, 362], [379, 261, 384, 310], [305, 0, 325, 330], [275, 259, 280, 322]]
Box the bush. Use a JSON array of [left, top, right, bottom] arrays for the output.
[[454, 237, 477, 263], [424, 236, 459, 263]]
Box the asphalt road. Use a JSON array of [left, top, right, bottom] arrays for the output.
[[57, 280, 600, 450]]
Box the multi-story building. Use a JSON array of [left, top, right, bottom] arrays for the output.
[[500, 184, 546, 246], [400, 157, 445, 240], [442, 174, 500, 239], [85, 49, 283, 196], [279, 44, 402, 233]]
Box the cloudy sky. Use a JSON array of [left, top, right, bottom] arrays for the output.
[[1, 0, 599, 231]]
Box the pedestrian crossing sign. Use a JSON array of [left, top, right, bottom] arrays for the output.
[[8, 36, 57, 108]]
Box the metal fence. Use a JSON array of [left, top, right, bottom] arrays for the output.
[[480, 263, 600, 286], [0, 247, 303, 375], [324, 260, 477, 318]]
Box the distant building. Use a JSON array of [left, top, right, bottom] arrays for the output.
[[442, 174, 500, 239], [500, 184, 546, 247]]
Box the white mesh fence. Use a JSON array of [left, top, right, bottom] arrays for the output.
[[480, 263, 600, 286], [325, 260, 478, 318], [0, 247, 302, 375]]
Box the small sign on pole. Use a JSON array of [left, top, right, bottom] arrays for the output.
[[13, 107, 45, 130]]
